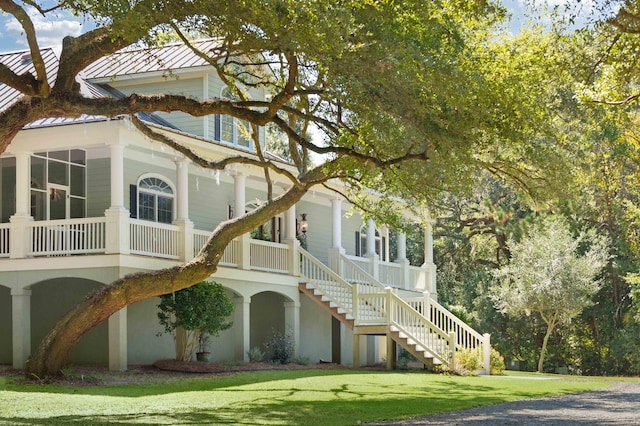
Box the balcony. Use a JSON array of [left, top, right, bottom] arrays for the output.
[[0, 217, 432, 290]]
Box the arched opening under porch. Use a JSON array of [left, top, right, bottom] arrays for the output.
[[250, 291, 287, 354], [30, 278, 108, 365]]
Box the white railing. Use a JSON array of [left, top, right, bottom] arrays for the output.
[[300, 248, 353, 315], [344, 254, 369, 271], [249, 239, 289, 273], [193, 230, 210, 256], [379, 261, 403, 287], [220, 238, 240, 267], [354, 286, 387, 325], [129, 220, 180, 259], [389, 289, 452, 366], [0, 224, 9, 258], [339, 254, 385, 294], [28, 218, 106, 256]]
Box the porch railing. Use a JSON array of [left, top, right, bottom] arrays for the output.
[[129, 219, 180, 259], [250, 239, 290, 273], [0, 223, 9, 258], [378, 261, 403, 287], [28, 218, 107, 256]]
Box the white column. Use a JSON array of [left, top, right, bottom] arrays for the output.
[[396, 231, 411, 290], [234, 172, 250, 268], [233, 297, 251, 362], [174, 158, 194, 261], [423, 222, 433, 265], [284, 300, 301, 357], [11, 288, 31, 369], [108, 307, 127, 371], [9, 151, 33, 259], [13, 151, 30, 217], [234, 172, 246, 218], [365, 219, 378, 278], [175, 158, 190, 221], [108, 142, 126, 210], [422, 222, 437, 294], [328, 199, 345, 273], [365, 219, 376, 257], [331, 199, 343, 249], [284, 204, 296, 241], [105, 142, 130, 254], [397, 232, 407, 261]]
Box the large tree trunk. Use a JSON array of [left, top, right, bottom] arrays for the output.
[[26, 186, 308, 378]]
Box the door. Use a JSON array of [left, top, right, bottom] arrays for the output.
[[48, 184, 69, 220]]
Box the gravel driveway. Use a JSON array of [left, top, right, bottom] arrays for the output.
[[371, 381, 640, 425]]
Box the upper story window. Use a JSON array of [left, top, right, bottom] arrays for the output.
[[137, 176, 174, 224], [30, 150, 86, 221], [214, 86, 253, 149]]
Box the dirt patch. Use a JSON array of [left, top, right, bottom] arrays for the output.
[[0, 360, 348, 386]]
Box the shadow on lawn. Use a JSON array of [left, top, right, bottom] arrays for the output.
[[0, 371, 607, 425]]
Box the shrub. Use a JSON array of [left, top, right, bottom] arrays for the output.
[[294, 354, 310, 365], [247, 347, 265, 363], [157, 281, 234, 361], [264, 328, 295, 364], [456, 348, 482, 376], [490, 347, 506, 375]]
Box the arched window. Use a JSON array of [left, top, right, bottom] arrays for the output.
[[137, 176, 174, 224], [214, 86, 252, 148]]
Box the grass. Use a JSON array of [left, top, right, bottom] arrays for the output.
[[0, 369, 620, 425]]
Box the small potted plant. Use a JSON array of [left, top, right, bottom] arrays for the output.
[[196, 332, 211, 362]]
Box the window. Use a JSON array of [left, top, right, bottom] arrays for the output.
[[356, 225, 387, 261], [137, 176, 174, 224], [214, 86, 253, 149], [30, 150, 86, 220]]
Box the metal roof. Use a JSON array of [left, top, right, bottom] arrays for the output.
[[82, 39, 220, 80], [0, 48, 59, 112]]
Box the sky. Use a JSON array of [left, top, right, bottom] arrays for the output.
[[0, 1, 595, 53]]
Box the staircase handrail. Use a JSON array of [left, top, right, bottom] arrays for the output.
[[339, 253, 386, 294], [405, 295, 486, 352], [299, 248, 354, 316], [388, 289, 452, 366]]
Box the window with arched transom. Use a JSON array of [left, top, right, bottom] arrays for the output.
[[136, 176, 175, 224]]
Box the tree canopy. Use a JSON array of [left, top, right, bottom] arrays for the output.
[[0, 0, 609, 377]]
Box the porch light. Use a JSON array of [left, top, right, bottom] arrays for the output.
[[298, 213, 309, 235]]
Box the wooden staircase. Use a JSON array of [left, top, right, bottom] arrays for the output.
[[298, 248, 491, 373]]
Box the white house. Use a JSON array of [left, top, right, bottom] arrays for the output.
[[0, 42, 489, 373]]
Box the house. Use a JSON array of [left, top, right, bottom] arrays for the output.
[[0, 42, 489, 372]]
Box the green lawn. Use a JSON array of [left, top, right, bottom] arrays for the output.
[[0, 370, 617, 425]]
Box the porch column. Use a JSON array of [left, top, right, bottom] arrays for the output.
[[233, 297, 251, 362], [11, 288, 31, 369], [397, 232, 407, 261], [422, 222, 436, 294], [284, 300, 300, 357], [175, 158, 194, 261], [396, 231, 411, 290], [234, 173, 251, 269], [108, 307, 127, 371], [9, 151, 33, 259], [328, 199, 345, 273], [284, 205, 300, 275], [332, 199, 343, 249], [365, 219, 378, 278], [105, 142, 130, 254]]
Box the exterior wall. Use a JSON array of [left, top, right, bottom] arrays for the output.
[[207, 288, 237, 362], [30, 278, 108, 364], [249, 291, 286, 352], [188, 171, 234, 231], [0, 158, 15, 223], [342, 210, 362, 256], [114, 78, 205, 138], [86, 157, 111, 217], [0, 286, 10, 364], [299, 293, 332, 362], [127, 297, 175, 364]]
